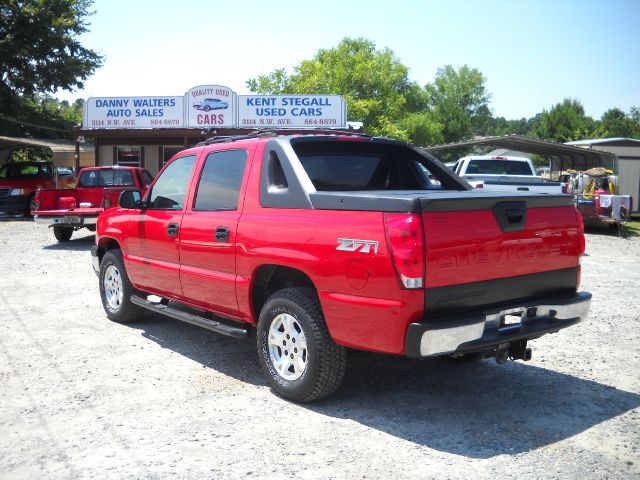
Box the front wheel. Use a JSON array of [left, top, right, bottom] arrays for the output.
[[53, 226, 73, 242], [257, 288, 347, 402], [99, 250, 143, 323]]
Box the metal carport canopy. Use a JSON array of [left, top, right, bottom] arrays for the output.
[[422, 134, 617, 175]]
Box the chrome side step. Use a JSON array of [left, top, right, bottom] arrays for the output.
[[130, 295, 249, 339]]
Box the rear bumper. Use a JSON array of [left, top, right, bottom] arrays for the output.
[[405, 291, 591, 357], [34, 215, 98, 227]]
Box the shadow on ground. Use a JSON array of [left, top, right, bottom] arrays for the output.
[[585, 223, 638, 238], [0, 215, 31, 222], [127, 312, 640, 459], [42, 233, 95, 251]]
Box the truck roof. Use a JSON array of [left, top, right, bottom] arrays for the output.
[[459, 155, 531, 162]]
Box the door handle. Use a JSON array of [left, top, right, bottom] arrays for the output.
[[167, 223, 179, 237], [215, 226, 230, 242]]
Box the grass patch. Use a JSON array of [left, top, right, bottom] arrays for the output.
[[625, 220, 640, 235]]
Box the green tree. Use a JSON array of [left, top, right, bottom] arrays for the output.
[[599, 108, 640, 138], [424, 65, 492, 143], [0, 0, 102, 134], [247, 37, 420, 138], [0, 95, 84, 139], [397, 112, 444, 146], [531, 98, 597, 142]]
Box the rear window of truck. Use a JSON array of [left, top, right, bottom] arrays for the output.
[[78, 169, 135, 187], [291, 139, 459, 191], [465, 160, 533, 175]]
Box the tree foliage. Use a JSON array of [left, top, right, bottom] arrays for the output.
[[0, 0, 102, 138], [247, 38, 417, 138], [248, 38, 638, 150], [531, 99, 595, 142], [0, 0, 103, 101], [599, 107, 640, 138], [0, 95, 84, 139], [425, 65, 492, 143]]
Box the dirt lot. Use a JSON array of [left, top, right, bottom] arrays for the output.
[[0, 219, 638, 479]]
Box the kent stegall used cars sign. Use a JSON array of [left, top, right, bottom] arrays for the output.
[[237, 95, 345, 128], [82, 85, 347, 129]]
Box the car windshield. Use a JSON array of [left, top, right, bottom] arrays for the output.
[[0, 163, 52, 179], [465, 160, 533, 175]]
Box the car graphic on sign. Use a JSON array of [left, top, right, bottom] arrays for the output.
[[193, 98, 229, 111]]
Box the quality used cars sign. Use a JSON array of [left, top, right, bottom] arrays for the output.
[[185, 85, 235, 128]]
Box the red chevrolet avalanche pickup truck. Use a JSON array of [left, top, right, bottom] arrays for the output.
[[92, 131, 591, 402]]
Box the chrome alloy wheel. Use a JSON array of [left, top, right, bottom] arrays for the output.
[[104, 264, 124, 311], [268, 313, 308, 381]]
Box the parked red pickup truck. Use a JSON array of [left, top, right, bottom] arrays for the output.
[[92, 131, 591, 402], [0, 161, 73, 216], [34, 166, 152, 242]]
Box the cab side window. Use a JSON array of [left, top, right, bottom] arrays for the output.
[[148, 155, 196, 210], [193, 150, 248, 211]]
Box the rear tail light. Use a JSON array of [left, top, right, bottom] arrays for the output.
[[474, 183, 484, 189], [384, 213, 425, 289], [575, 207, 585, 289], [33, 190, 40, 211], [575, 207, 585, 257], [561, 183, 568, 194]]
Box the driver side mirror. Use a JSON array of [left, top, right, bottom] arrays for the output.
[[119, 189, 143, 209]]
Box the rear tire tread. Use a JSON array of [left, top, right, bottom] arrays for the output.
[[259, 288, 347, 402]]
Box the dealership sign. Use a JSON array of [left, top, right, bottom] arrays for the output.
[[83, 85, 347, 129], [238, 95, 345, 128], [185, 84, 235, 128], [84, 96, 184, 128]]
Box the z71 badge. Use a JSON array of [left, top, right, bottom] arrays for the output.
[[336, 238, 379, 254]]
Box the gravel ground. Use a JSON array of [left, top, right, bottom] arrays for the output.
[[0, 219, 638, 479]]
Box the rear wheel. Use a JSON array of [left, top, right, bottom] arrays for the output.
[[257, 288, 347, 402], [53, 226, 73, 242], [99, 250, 143, 323]]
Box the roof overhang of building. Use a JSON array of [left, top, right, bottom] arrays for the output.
[[423, 135, 617, 173]]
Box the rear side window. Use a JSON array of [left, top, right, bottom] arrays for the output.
[[148, 155, 197, 209], [193, 150, 247, 211]]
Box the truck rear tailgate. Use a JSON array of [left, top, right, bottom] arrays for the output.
[[420, 192, 580, 314]]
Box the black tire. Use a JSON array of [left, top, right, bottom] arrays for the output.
[[257, 288, 347, 402], [99, 250, 144, 323], [53, 226, 73, 242]]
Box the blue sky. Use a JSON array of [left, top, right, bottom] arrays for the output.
[[56, 0, 640, 120]]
